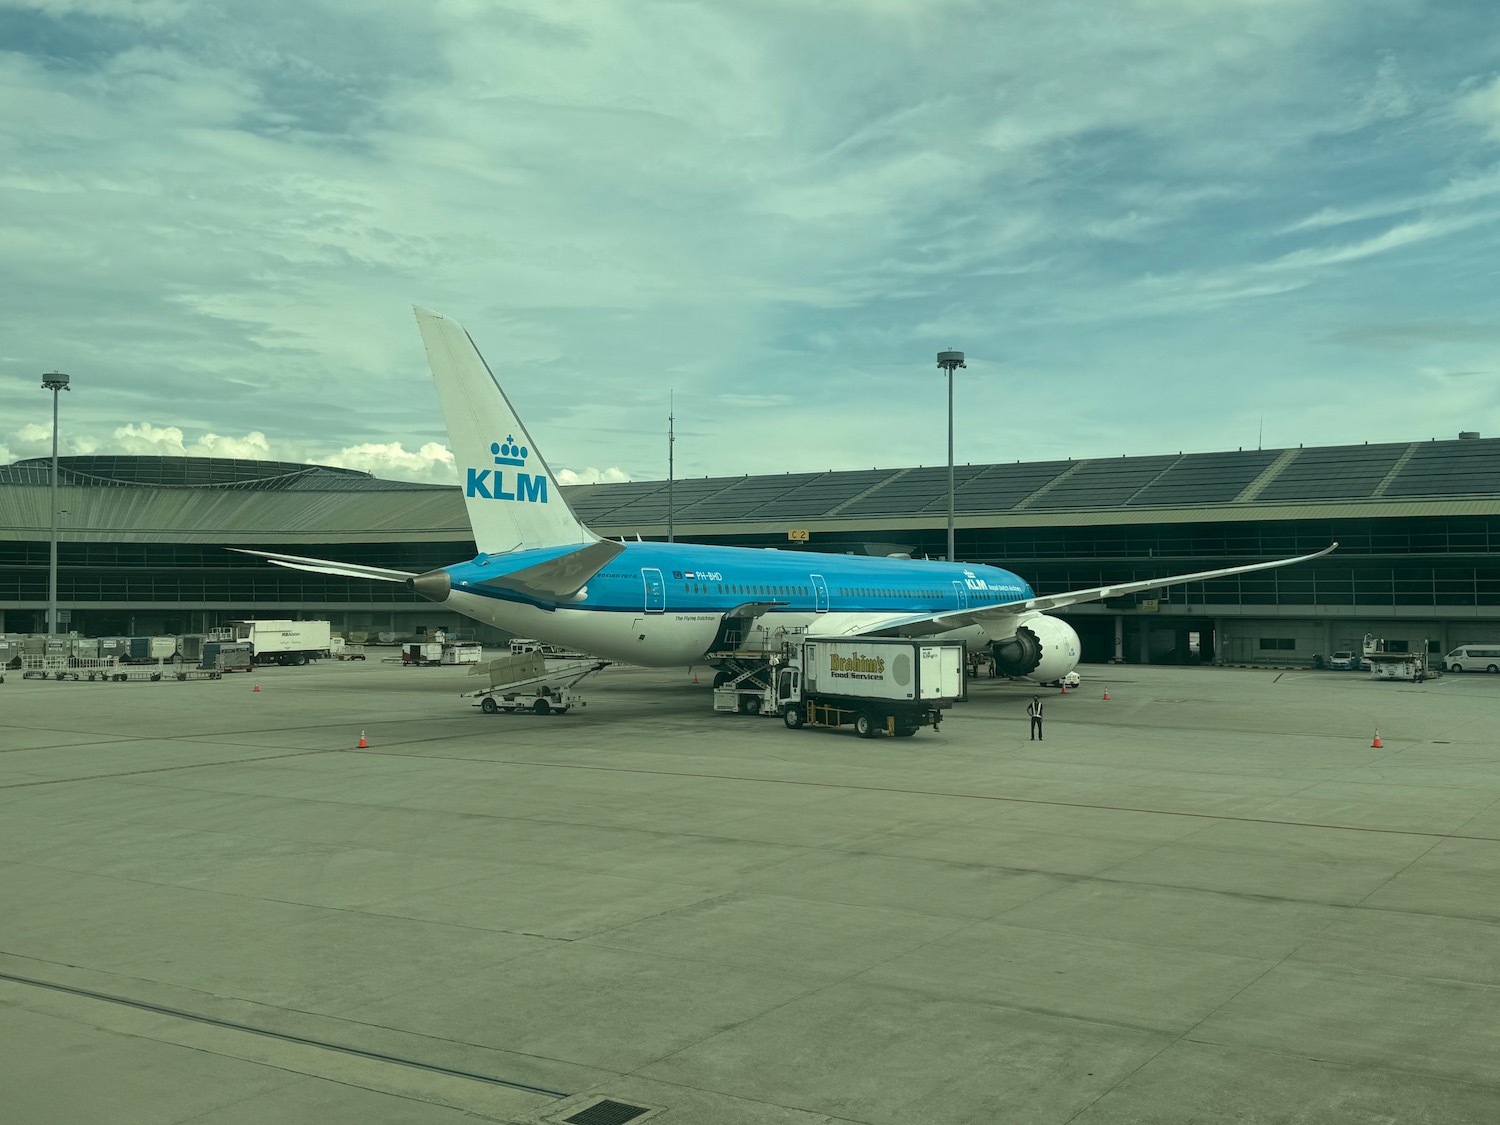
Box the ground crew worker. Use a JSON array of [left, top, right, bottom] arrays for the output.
[[1027, 696, 1044, 741]]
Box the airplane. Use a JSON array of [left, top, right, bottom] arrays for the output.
[[238, 308, 1336, 685]]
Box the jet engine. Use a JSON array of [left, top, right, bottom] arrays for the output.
[[990, 614, 1081, 682]]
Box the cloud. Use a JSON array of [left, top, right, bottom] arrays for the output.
[[556, 466, 631, 485], [2, 0, 1500, 483], [317, 440, 455, 483], [1456, 73, 1500, 139]]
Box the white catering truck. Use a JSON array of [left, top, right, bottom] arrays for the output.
[[227, 619, 332, 667], [716, 636, 965, 738]]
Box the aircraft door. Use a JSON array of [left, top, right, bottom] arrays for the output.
[[952, 580, 970, 610], [642, 568, 666, 614], [810, 573, 829, 613]]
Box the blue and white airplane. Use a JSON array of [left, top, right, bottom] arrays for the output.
[[242, 309, 1335, 683]]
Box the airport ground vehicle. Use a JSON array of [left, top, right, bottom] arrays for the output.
[[1445, 645, 1500, 673], [1362, 635, 1433, 682], [463, 651, 609, 714], [329, 637, 367, 660], [224, 619, 331, 666], [715, 637, 963, 738], [509, 638, 588, 659], [201, 641, 253, 673], [1327, 650, 1363, 670]]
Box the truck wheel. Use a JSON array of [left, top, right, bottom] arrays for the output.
[[481, 697, 499, 714], [743, 696, 762, 716], [783, 706, 804, 730], [1489, 665, 1499, 674], [533, 698, 551, 715], [854, 712, 877, 738], [296, 653, 308, 666], [1451, 664, 1463, 673]]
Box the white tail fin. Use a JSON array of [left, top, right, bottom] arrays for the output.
[[414, 307, 596, 553]]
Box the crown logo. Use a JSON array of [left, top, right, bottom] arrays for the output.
[[491, 436, 527, 467]]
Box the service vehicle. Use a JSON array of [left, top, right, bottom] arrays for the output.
[[508, 638, 588, 659], [402, 641, 444, 666], [1327, 650, 1363, 670], [1445, 645, 1500, 673], [329, 637, 367, 660], [225, 619, 331, 666], [716, 637, 964, 738], [201, 641, 253, 673], [1362, 634, 1433, 682], [441, 641, 483, 665], [463, 651, 609, 714]]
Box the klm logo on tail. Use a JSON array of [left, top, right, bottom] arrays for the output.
[[466, 436, 548, 503]]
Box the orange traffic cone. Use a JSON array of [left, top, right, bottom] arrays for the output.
[[252, 682, 260, 693], [692, 670, 699, 684], [357, 729, 368, 749], [1371, 729, 1382, 748], [1060, 683, 1067, 694], [1103, 690, 1110, 700]]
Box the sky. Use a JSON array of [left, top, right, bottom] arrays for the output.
[[2, 0, 1500, 487]]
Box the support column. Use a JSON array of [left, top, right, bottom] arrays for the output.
[[1113, 614, 1124, 663]]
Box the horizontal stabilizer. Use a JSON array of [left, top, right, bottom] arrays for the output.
[[478, 539, 625, 601], [229, 548, 416, 583]]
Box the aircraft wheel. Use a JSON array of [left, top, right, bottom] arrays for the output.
[[894, 724, 917, 737], [481, 697, 499, 714], [712, 669, 732, 688], [783, 706, 804, 730], [555, 706, 570, 714], [854, 712, 877, 738], [533, 698, 552, 714]]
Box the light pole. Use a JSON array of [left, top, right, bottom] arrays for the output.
[[936, 350, 966, 562], [42, 371, 70, 634], [667, 392, 675, 544]]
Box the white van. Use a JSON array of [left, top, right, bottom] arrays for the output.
[[1444, 646, 1500, 673]]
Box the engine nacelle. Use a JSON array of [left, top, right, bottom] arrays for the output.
[[990, 615, 1081, 682]]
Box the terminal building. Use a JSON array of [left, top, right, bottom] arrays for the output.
[[3, 435, 1499, 665]]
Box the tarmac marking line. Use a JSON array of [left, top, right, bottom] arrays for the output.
[[356, 750, 1500, 845], [0, 748, 344, 790], [0, 970, 572, 1098]]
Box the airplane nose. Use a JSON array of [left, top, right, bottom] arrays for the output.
[[408, 569, 452, 602]]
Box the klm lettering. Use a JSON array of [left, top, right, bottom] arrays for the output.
[[466, 469, 548, 503]]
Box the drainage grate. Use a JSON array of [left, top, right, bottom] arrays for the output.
[[563, 1099, 652, 1125]]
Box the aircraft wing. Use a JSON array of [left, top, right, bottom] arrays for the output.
[[229, 548, 417, 583], [837, 543, 1339, 639]]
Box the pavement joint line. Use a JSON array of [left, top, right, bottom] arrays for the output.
[[0, 748, 344, 790], [0, 970, 572, 1099], [357, 750, 1500, 845]]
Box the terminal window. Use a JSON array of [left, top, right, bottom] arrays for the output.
[[1258, 638, 1296, 650]]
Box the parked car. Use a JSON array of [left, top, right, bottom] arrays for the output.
[[1327, 651, 1362, 670]]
